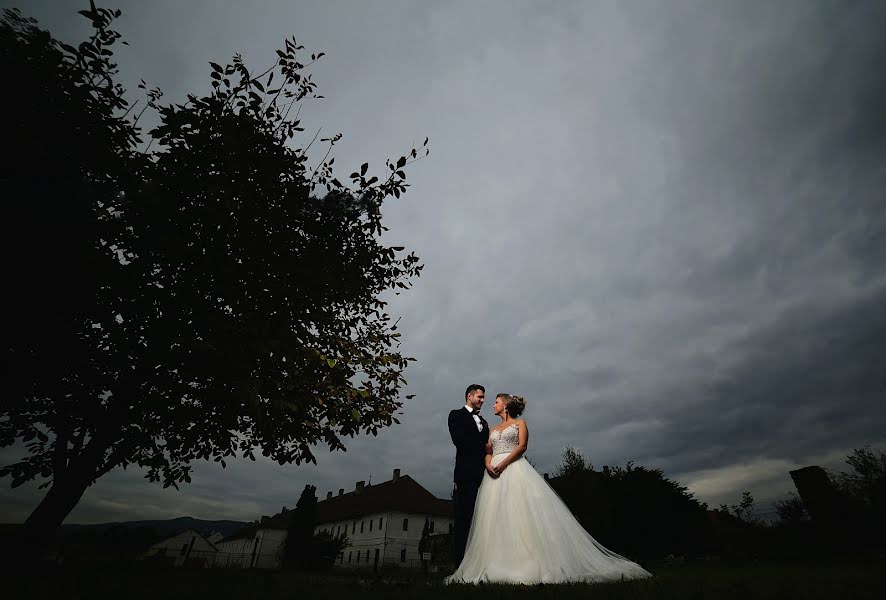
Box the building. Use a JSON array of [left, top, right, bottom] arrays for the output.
[[206, 532, 225, 544], [211, 513, 291, 569], [314, 468, 454, 569], [142, 528, 218, 567], [165, 468, 453, 570]]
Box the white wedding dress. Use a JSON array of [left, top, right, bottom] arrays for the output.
[[445, 422, 652, 585]]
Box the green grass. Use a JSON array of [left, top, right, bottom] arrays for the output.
[[8, 559, 885, 599]]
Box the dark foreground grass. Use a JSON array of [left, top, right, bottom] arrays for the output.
[[8, 559, 885, 600]]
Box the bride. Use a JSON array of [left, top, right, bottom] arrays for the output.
[[444, 393, 652, 585]]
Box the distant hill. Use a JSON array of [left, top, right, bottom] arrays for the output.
[[58, 516, 248, 538]]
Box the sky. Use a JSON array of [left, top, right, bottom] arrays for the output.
[[2, 0, 885, 524]]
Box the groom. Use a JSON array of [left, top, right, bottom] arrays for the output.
[[448, 383, 489, 567]]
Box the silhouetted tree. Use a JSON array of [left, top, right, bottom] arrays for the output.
[[549, 452, 711, 559], [1, 4, 427, 563], [283, 486, 346, 570], [284, 484, 317, 567], [712, 490, 769, 558], [831, 445, 886, 541], [608, 462, 712, 559], [720, 491, 761, 525], [552, 446, 593, 478], [309, 529, 348, 570], [774, 493, 809, 526], [833, 446, 885, 512], [51, 524, 162, 566]]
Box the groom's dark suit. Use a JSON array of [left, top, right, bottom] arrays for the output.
[[448, 406, 489, 567]]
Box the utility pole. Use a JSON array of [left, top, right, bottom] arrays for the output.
[[381, 511, 388, 572]]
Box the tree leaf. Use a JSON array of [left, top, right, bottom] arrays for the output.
[[3, 12, 428, 546]]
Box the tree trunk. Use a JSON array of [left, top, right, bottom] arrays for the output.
[[10, 468, 95, 570]]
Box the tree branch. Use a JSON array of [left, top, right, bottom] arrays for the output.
[[93, 442, 131, 480], [52, 425, 68, 480]]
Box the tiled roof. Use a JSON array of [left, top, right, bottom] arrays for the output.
[[221, 511, 294, 542], [153, 528, 219, 550], [316, 475, 453, 524], [221, 473, 453, 542]]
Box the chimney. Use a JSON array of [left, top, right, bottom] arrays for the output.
[[356, 480, 365, 495], [338, 488, 344, 496], [543, 473, 549, 481], [393, 468, 401, 482], [326, 491, 332, 500]]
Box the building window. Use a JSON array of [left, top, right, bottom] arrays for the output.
[[348, 551, 352, 563], [357, 550, 361, 562], [369, 519, 373, 532], [379, 517, 383, 529], [400, 549, 406, 562], [402, 518, 408, 531], [352, 522, 355, 534], [360, 521, 364, 534], [374, 549, 379, 564], [448, 523, 454, 533], [430, 521, 435, 533], [366, 551, 370, 563]]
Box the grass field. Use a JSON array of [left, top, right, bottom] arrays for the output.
[[8, 558, 885, 599]]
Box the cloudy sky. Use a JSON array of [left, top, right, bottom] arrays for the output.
[[2, 0, 885, 524]]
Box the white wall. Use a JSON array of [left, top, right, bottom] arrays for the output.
[[212, 535, 254, 569], [142, 529, 217, 567], [315, 512, 453, 569], [253, 529, 287, 569], [206, 532, 224, 544], [211, 528, 287, 569]]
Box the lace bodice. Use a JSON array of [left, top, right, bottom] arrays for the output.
[[490, 423, 520, 456]]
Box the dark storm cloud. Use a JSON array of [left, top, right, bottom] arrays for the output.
[[2, 0, 884, 523]]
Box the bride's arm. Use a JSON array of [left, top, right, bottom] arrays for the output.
[[484, 433, 498, 477], [494, 421, 528, 474]]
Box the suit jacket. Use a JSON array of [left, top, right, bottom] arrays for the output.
[[448, 407, 489, 487]]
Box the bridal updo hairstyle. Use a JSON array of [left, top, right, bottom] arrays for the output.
[[498, 393, 526, 418]]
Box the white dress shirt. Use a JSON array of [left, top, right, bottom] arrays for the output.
[[464, 404, 482, 432]]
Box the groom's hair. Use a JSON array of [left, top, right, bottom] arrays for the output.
[[465, 384, 485, 399]]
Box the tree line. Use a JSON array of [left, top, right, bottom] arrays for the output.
[[546, 444, 886, 560]]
